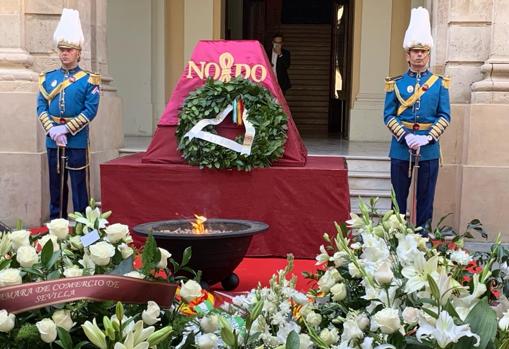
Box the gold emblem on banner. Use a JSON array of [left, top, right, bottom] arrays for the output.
[[186, 52, 267, 82]]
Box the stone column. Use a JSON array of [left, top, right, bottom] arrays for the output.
[[0, 0, 45, 227], [349, 0, 392, 142], [457, 0, 509, 238], [0, 0, 122, 227], [471, 0, 509, 103], [431, 0, 509, 239]]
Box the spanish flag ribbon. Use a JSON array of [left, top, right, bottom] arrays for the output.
[[237, 98, 244, 126], [232, 98, 237, 124]]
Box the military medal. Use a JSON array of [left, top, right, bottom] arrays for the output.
[[407, 85, 414, 93], [422, 84, 429, 91], [69, 76, 76, 83], [51, 80, 57, 87]]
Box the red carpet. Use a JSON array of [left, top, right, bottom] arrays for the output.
[[216, 257, 317, 292]]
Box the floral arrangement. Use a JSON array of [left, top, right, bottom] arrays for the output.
[[0, 201, 196, 348], [2, 199, 509, 349], [173, 200, 509, 349]]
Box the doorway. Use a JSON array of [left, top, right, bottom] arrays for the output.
[[226, 0, 354, 139]]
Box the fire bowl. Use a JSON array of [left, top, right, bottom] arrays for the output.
[[133, 219, 268, 290]]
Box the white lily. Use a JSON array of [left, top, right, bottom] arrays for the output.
[[416, 311, 480, 348], [432, 271, 462, 306], [346, 212, 364, 229], [75, 206, 108, 233], [114, 320, 154, 349], [315, 245, 329, 265], [402, 255, 440, 294]]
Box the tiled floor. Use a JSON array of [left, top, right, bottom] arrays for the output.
[[122, 135, 390, 158]]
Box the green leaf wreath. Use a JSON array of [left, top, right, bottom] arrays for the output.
[[176, 77, 288, 171]]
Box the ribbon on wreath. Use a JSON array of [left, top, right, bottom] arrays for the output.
[[183, 100, 255, 155]]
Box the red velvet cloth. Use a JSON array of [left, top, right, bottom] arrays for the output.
[[142, 40, 307, 167], [100, 154, 350, 259]]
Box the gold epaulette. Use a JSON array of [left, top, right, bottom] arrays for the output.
[[38, 69, 56, 86], [439, 75, 451, 89], [87, 72, 101, 85], [384, 75, 402, 92]]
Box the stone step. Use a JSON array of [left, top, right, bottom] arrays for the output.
[[346, 156, 390, 172], [350, 190, 392, 214], [348, 171, 391, 191], [118, 148, 144, 157]]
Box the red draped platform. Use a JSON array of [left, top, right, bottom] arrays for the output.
[[100, 153, 350, 259]]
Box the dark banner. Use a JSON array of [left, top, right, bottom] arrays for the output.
[[0, 275, 176, 314]]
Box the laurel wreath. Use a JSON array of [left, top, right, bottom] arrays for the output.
[[176, 78, 288, 171]]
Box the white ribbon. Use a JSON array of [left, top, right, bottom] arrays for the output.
[[183, 103, 256, 156]]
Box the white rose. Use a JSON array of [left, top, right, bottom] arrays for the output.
[[356, 313, 370, 331], [402, 307, 419, 325], [305, 312, 322, 327], [319, 328, 339, 346], [9, 230, 29, 251], [200, 315, 219, 333], [63, 266, 84, 278], [52, 310, 75, 331], [374, 262, 394, 285], [16, 245, 38, 268], [124, 271, 145, 279], [36, 318, 57, 343], [157, 248, 172, 269], [89, 241, 115, 266], [0, 269, 22, 286], [330, 283, 347, 302], [318, 268, 342, 293], [180, 280, 202, 303], [46, 218, 69, 240], [450, 250, 472, 266], [0, 310, 15, 333], [196, 333, 218, 349], [118, 243, 134, 259], [105, 223, 129, 243], [299, 333, 313, 349], [142, 301, 161, 325], [39, 234, 59, 251], [331, 251, 348, 267], [373, 308, 401, 334]]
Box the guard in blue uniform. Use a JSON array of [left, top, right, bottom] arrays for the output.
[[37, 9, 100, 219], [383, 7, 451, 230]]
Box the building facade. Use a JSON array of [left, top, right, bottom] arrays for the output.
[[1, 0, 508, 241]]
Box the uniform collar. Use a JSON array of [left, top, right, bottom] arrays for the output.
[[60, 66, 81, 75], [407, 69, 430, 78]]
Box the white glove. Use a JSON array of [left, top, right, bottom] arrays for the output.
[[404, 134, 419, 150], [55, 134, 67, 147], [49, 125, 69, 141], [413, 135, 430, 147]]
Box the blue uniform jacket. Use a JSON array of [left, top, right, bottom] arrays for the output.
[[37, 66, 100, 149], [383, 69, 451, 161]]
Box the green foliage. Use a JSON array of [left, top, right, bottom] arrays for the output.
[[453, 298, 497, 349], [14, 323, 43, 348], [141, 234, 161, 276], [286, 331, 300, 349], [177, 77, 288, 170]]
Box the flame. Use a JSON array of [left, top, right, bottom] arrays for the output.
[[191, 214, 207, 234]]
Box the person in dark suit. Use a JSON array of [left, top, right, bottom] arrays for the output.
[[269, 33, 291, 95]]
